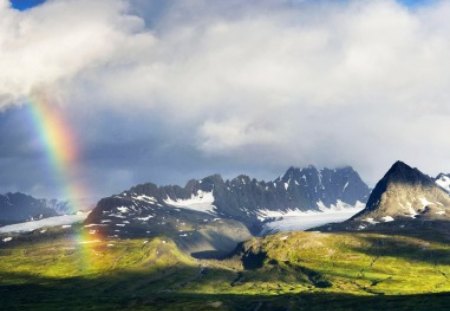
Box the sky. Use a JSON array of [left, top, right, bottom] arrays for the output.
[[1, 0, 449, 201], [10, 0, 45, 10]]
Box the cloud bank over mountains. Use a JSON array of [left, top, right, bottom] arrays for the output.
[[1, 0, 450, 198]]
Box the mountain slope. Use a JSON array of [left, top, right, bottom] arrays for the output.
[[0, 193, 59, 225], [313, 161, 450, 238], [351, 161, 450, 223], [86, 192, 252, 258]]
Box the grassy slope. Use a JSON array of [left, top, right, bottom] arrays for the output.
[[0, 229, 449, 310]]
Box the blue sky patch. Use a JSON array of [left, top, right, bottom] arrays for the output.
[[9, 0, 433, 12], [10, 0, 46, 11]]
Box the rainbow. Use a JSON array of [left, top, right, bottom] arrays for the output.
[[28, 90, 101, 271]]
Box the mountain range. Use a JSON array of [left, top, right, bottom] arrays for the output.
[[85, 166, 370, 257], [2, 161, 449, 255], [0, 193, 68, 225]]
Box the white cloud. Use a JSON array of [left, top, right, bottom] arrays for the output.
[[2, 0, 450, 185], [0, 0, 151, 107], [198, 118, 279, 153]]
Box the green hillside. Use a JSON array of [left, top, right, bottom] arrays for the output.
[[0, 228, 449, 310]]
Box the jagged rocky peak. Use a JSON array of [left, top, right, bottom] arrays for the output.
[[352, 161, 450, 224], [199, 174, 225, 185], [281, 165, 365, 183], [230, 174, 252, 185], [127, 182, 159, 196], [278, 165, 370, 206], [380, 161, 435, 186], [280, 165, 318, 182], [280, 166, 315, 185], [185, 174, 224, 192]]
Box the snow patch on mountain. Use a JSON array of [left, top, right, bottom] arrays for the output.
[[133, 195, 157, 204], [0, 213, 88, 233], [317, 200, 365, 212], [259, 201, 364, 233], [363, 217, 377, 224], [343, 182, 349, 191], [258, 200, 364, 221], [117, 206, 130, 213], [136, 215, 154, 222], [436, 174, 450, 192], [419, 197, 435, 207], [261, 207, 363, 233], [164, 190, 216, 214], [381, 216, 394, 222]]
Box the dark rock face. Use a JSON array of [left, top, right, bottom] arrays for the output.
[[279, 166, 370, 207], [0, 193, 59, 225], [86, 166, 369, 233]]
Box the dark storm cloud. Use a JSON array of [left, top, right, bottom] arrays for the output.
[[0, 0, 449, 200], [0, 106, 60, 196]]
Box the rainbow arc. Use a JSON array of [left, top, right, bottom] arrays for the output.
[[29, 90, 102, 271]]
